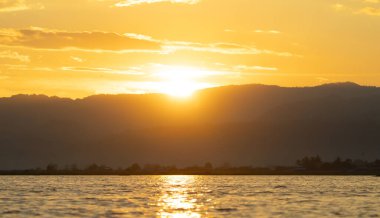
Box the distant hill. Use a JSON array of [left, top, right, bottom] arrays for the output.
[[1, 82, 380, 169]]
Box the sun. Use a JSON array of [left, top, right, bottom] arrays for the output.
[[154, 66, 215, 98], [160, 81, 202, 98]]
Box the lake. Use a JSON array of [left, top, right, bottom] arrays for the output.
[[0, 176, 379, 217]]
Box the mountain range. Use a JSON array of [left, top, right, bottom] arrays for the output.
[[1, 82, 380, 169]]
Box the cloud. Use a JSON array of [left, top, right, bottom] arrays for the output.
[[357, 7, 380, 16], [0, 0, 28, 12], [163, 41, 295, 57], [0, 27, 296, 57], [61, 66, 144, 75], [2, 64, 143, 77], [70, 56, 85, 63], [114, 0, 200, 7], [254, 30, 281, 34], [0, 27, 161, 52], [0, 50, 30, 62], [2, 64, 52, 71], [210, 64, 279, 76], [364, 0, 379, 3], [232, 65, 278, 72], [0, 75, 9, 80], [316, 77, 329, 83], [332, 1, 380, 16], [356, 0, 380, 16], [0, 0, 43, 12]]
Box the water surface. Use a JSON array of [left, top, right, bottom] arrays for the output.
[[0, 176, 379, 217]]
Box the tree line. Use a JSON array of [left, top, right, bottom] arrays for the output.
[[1, 157, 379, 175]]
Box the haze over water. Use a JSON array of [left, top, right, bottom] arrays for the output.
[[0, 176, 379, 217]]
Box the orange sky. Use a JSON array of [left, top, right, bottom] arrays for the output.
[[0, 0, 380, 97]]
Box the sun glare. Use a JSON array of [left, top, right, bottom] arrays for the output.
[[160, 81, 202, 98], [154, 66, 216, 98]]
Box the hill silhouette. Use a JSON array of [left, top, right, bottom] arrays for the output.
[[1, 82, 380, 169]]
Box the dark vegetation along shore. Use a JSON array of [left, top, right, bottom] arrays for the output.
[[1, 156, 380, 175]]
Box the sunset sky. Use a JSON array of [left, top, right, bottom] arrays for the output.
[[0, 0, 380, 97]]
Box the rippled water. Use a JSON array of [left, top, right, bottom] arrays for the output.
[[0, 176, 379, 217]]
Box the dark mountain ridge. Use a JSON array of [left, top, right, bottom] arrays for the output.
[[1, 82, 380, 169]]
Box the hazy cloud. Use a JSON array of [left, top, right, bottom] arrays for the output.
[[0, 27, 161, 52], [61, 66, 144, 75], [357, 7, 380, 15], [0, 50, 30, 62], [0, 27, 296, 57], [233, 65, 278, 72], [163, 41, 295, 57], [70, 56, 85, 63], [356, 0, 380, 16], [2, 64, 144, 77], [0, 0, 43, 12], [364, 0, 379, 3], [254, 30, 281, 35], [2, 64, 52, 71], [114, 0, 200, 7], [332, 3, 346, 11], [210, 64, 279, 76], [333, 0, 380, 16]]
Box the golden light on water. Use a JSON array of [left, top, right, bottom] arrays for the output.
[[158, 176, 202, 218]]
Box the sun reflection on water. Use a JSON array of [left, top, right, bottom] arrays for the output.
[[158, 176, 202, 218]]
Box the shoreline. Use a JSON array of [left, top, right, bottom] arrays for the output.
[[1, 172, 378, 176]]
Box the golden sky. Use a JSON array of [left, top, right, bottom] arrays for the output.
[[0, 0, 380, 97]]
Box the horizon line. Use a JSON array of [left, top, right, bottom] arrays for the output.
[[0, 81, 376, 100]]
